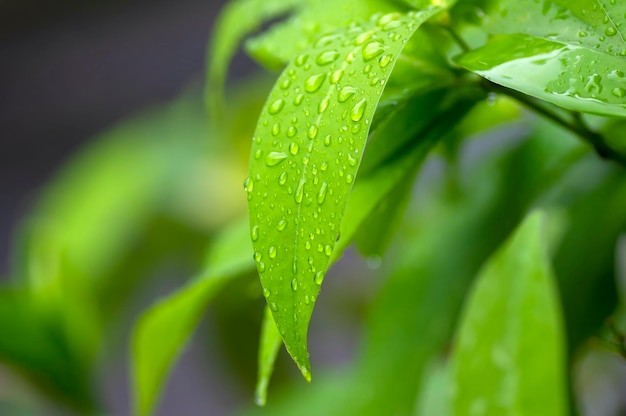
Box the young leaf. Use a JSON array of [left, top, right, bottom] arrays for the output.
[[207, 0, 301, 117], [132, 218, 253, 416], [255, 306, 283, 406], [247, 7, 445, 379], [451, 212, 568, 416], [456, 0, 626, 117]]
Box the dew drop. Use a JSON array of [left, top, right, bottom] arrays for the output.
[[280, 78, 291, 89], [294, 94, 305, 106], [316, 50, 340, 66], [314, 271, 324, 285], [268, 246, 277, 259], [305, 73, 327, 93], [271, 123, 281, 136], [258, 262, 266, 273], [354, 30, 374, 46], [338, 86, 357, 102], [379, 54, 392, 68], [295, 179, 305, 204], [308, 125, 319, 139], [278, 171, 288, 185], [612, 87, 626, 98], [323, 135, 332, 146], [346, 174, 354, 183], [362, 41, 385, 61], [324, 245, 333, 256], [605, 26, 617, 36], [263, 288, 270, 298], [265, 152, 288, 166], [269, 302, 278, 312], [254, 251, 262, 262], [318, 97, 330, 113], [292, 257, 298, 274], [268, 99, 285, 114], [276, 219, 287, 231], [244, 177, 254, 193], [317, 182, 328, 204], [295, 54, 309, 67], [330, 69, 344, 84], [251, 225, 259, 242], [289, 142, 299, 155], [287, 126, 297, 137], [347, 153, 358, 166], [254, 149, 263, 160], [351, 98, 367, 121], [291, 278, 299, 291]]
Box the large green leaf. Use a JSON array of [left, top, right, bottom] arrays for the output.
[[207, 0, 301, 117], [456, 0, 626, 117], [132, 218, 253, 416], [450, 212, 568, 416], [247, 7, 446, 379]]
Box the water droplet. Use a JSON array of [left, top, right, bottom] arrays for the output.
[[279, 172, 288, 185], [362, 41, 385, 61], [612, 87, 626, 98], [251, 225, 259, 241], [277, 219, 287, 231], [269, 302, 278, 312], [354, 30, 374, 46], [316, 50, 340, 66], [578, 31, 588, 37], [305, 73, 326, 93], [291, 278, 298, 291], [295, 179, 305, 204], [323, 135, 332, 146], [317, 182, 328, 204], [265, 152, 288, 166], [347, 153, 358, 166], [324, 245, 333, 257], [254, 251, 262, 262], [268, 99, 285, 114], [379, 54, 392, 68], [338, 86, 357, 102], [263, 288, 270, 298], [308, 125, 319, 139], [271, 123, 281, 136], [314, 271, 324, 285], [268, 246, 277, 259], [254, 149, 263, 160], [346, 174, 354, 183], [605, 27, 617, 36], [321, 161, 328, 170], [295, 54, 309, 66], [294, 94, 304, 106], [289, 142, 299, 155], [318, 97, 330, 113], [244, 177, 254, 192], [287, 126, 297, 137], [258, 262, 266, 273], [280, 78, 291, 89], [292, 257, 298, 274], [351, 98, 367, 121]]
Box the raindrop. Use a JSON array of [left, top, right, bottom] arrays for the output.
[[280, 79, 291, 89], [346, 174, 354, 183], [292, 257, 298, 274], [314, 271, 324, 285], [291, 278, 299, 291], [318, 97, 330, 113], [244, 177, 254, 193], [268, 99, 285, 114], [263, 288, 270, 298], [308, 125, 319, 139], [294, 94, 305, 106], [605, 27, 617, 36], [324, 245, 333, 257], [251, 225, 259, 242], [276, 219, 287, 231], [289, 142, 299, 155], [338, 86, 357, 102], [287, 126, 297, 137], [254, 251, 262, 262], [362, 41, 385, 61], [279, 172, 288, 185], [351, 98, 367, 121], [330, 69, 344, 84], [254, 149, 263, 160], [265, 152, 288, 167], [295, 54, 309, 67], [323, 135, 332, 146], [317, 182, 328, 204], [258, 262, 266, 273], [269, 302, 279, 312], [354, 30, 374, 46], [268, 246, 277, 259], [612, 87, 626, 98], [295, 179, 306, 204], [316, 50, 340, 66], [305, 73, 327, 93], [379, 54, 392, 68], [347, 153, 358, 166], [271, 123, 281, 136]]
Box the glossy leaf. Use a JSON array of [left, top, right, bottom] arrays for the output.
[[451, 212, 568, 416], [132, 218, 253, 416], [255, 306, 283, 406], [457, 0, 626, 117], [207, 0, 301, 117], [247, 8, 444, 379]]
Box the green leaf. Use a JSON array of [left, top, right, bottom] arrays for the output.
[[247, 7, 445, 379], [132, 218, 254, 416], [255, 306, 283, 406], [450, 212, 568, 416], [207, 0, 301, 118], [456, 0, 626, 117]]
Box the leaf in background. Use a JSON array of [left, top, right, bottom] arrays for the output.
[[456, 0, 626, 117], [132, 218, 253, 416], [450, 212, 568, 416], [255, 306, 283, 406], [247, 7, 445, 379], [207, 0, 301, 118]]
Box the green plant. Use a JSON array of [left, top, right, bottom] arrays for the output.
[[2, 0, 626, 415]]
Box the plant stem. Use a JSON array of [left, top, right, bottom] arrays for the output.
[[482, 80, 626, 167]]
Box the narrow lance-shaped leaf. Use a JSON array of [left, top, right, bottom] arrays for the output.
[[456, 0, 626, 117], [207, 0, 301, 118], [450, 211, 568, 416], [255, 306, 283, 406], [132, 218, 253, 416], [247, 7, 445, 380]]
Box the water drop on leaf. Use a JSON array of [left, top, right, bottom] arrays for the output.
[[304, 73, 327, 93], [265, 152, 288, 166]]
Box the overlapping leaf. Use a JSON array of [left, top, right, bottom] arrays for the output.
[[450, 212, 568, 416], [255, 307, 283, 406], [247, 7, 445, 379], [456, 0, 626, 117]]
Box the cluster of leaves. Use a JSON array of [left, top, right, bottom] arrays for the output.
[[1, 0, 626, 415]]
